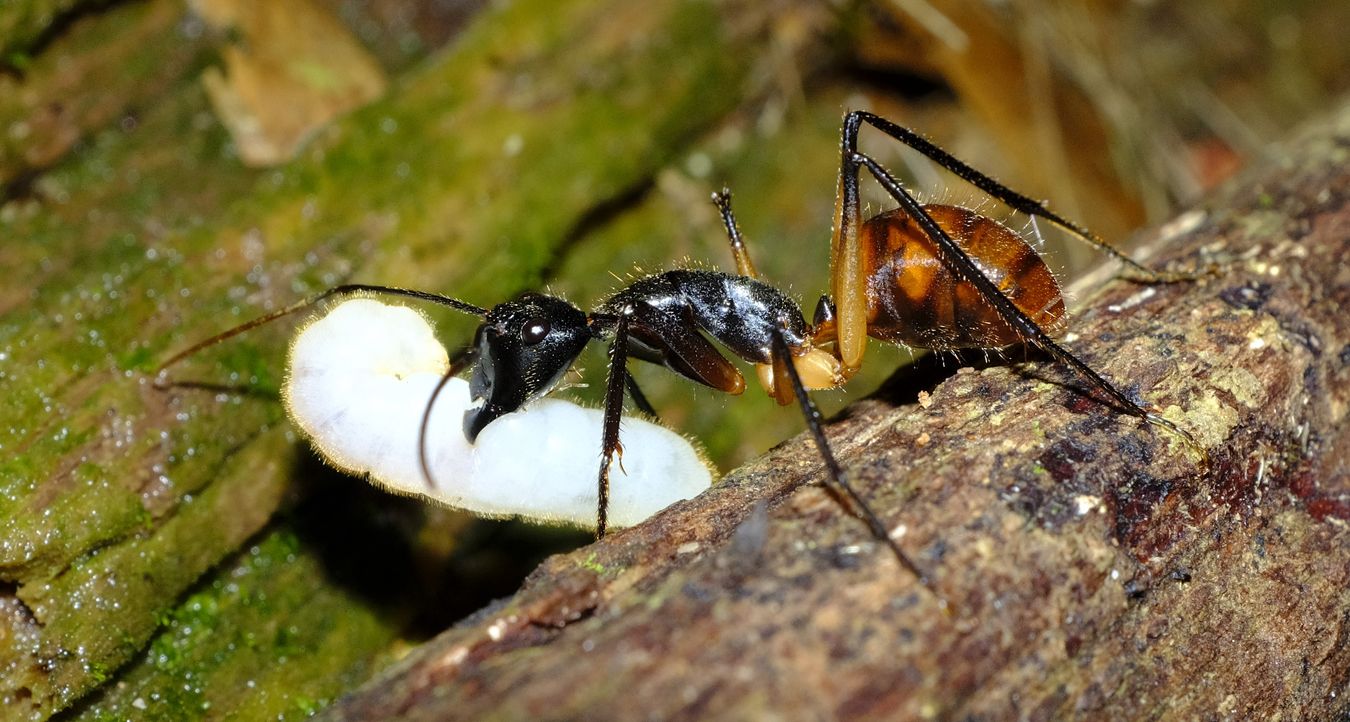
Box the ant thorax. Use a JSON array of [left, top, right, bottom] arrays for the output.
[[597, 269, 822, 396]]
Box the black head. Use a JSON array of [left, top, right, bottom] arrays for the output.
[[464, 293, 592, 441]]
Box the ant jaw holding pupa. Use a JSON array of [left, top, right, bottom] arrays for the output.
[[156, 108, 1211, 607]]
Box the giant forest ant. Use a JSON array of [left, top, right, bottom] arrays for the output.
[[157, 110, 1200, 594]]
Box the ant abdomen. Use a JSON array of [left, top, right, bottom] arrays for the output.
[[855, 204, 1068, 350]]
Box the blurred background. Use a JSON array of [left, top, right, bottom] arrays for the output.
[[1, 0, 1347, 718]]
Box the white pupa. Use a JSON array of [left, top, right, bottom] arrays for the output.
[[282, 298, 714, 528]]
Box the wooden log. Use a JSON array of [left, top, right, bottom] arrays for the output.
[[319, 99, 1350, 721]]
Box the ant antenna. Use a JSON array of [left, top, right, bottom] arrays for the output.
[[155, 284, 487, 384], [712, 189, 760, 278]]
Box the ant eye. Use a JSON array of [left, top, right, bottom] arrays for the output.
[[521, 317, 550, 345]]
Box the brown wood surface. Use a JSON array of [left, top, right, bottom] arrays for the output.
[[319, 100, 1350, 721]]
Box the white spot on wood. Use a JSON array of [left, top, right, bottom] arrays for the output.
[[1107, 286, 1157, 313], [1153, 209, 1207, 242], [676, 541, 701, 555], [1074, 495, 1101, 516]]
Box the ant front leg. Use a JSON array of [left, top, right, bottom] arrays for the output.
[[595, 311, 633, 539]]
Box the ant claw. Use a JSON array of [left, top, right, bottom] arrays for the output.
[[1143, 411, 1209, 470]]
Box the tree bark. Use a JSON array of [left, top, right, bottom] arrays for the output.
[[320, 100, 1350, 721]]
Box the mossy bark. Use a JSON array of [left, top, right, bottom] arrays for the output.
[[0, 0, 212, 190], [319, 100, 1350, 721], [0, 0, 103, 63]]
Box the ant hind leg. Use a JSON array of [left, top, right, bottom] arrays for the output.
[[842, 110, 1198, 283]]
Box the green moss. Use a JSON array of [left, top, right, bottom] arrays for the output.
[[0, 0, 92, 58], [0, 0, 213, 187], [70, 527, 400, 722], [578, 553, 607, 575], [116, 346, 153, 373]]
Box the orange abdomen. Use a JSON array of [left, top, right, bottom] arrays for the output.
[[861, 204, 1066, 350]]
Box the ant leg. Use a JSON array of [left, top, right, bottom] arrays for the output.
[[418, 347, 479, 490], [155, 283, 487, 380], [595, 311, 633, 538], [830, 117, 871, 377], [843, 111, 1195, 283], [850, 150, 1205, 461], [711, 189, 760, 278], [769, 327, 948, 606]]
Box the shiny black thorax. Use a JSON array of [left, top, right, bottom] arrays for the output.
[[462, 270, 811, 440], [601, 270, 812, 367]]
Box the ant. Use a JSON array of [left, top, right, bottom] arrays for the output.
[[157, 110, 1201, 596]]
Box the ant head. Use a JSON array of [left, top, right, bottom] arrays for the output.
[[464, 293, 591, 441]]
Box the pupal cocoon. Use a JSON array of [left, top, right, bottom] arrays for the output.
[[282, 298, 714, 528]]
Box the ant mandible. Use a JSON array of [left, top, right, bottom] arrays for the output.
[[157, 110, 1200, 594]]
